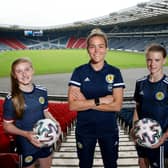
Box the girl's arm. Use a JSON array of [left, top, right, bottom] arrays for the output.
[[3, 120, 42, 147], [132, 103, 140, 125]]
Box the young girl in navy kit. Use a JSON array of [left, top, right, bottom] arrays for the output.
[[132, 44, 168, 168], [3, 57, 60, 168]]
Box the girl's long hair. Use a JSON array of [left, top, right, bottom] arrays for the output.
[[11, 57, 32, 119]]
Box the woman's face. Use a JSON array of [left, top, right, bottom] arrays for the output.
[[87, 36, 107, 63], [13, 62, 34, 86], [146, 51, 166, 75]]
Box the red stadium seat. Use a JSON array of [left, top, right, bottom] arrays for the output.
[[0, 99, 17, 153], [0, 128, 11, 153], [0, 99, 4, 123], [48, 102, 77, 134], [0, 98, 12, 153], [0, 124, 20, 168], [0, 153, 19, 168]]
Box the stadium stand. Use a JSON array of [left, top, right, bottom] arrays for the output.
[[1, 23, 168, 52], [0, 38, 27, 50], [66, 37, 77, 48], [0, 25, 168, 52], [0, 0, 167, 52], [66, 37, 86, 49]]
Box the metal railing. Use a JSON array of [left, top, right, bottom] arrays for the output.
[[0, 91, 134, 102]]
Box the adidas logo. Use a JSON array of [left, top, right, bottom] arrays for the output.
[[84, 77, 90, 82]]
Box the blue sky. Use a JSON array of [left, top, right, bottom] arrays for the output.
[[0, 0, 150, 27]]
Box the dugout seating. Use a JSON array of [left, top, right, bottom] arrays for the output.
[[0, 153, 19, 168], [48, 101, 77, 134], [0, 98, 20, 168], [118, 107, 134, 133], [0, 99, 11, 153]]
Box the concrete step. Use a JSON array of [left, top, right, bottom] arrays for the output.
[[51, 125, 139, 168]]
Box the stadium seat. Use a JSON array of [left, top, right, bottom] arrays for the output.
[[0, 126, 11, 153], [48, 102, 77, 134], [0, 99, 4, 123], [0, 153, 19, 168], [118, 108, 134, 133]]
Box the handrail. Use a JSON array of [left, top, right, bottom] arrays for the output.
[[0, 91, 134, 102]]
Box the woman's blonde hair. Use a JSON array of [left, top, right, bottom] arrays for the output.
[[86, 28, 108, 48], [11, 57, 33, 119]]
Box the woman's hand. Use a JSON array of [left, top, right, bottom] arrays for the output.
[[150, 131, 168, 149], [54, 119, 62, 137], [130, 127, 137, 144], [100, 95, 113, 105]]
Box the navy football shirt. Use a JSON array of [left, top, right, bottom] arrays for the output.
[[3, 84, 48, 154], [134, 75, 168, 132], [69, 61, 125, 136], [4, 84, 48, 130]]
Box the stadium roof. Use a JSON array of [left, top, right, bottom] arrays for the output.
[[1, 0, 168, 30], [82, 0, 168, 26]]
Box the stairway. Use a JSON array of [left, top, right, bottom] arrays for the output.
[[51, 126, 139, 168]]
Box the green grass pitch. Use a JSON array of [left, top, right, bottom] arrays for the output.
[[0, 49, 167, 77]]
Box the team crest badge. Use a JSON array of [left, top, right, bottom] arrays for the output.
[[105, 74, 114, 84], [155, 91, 165, 101], [39, 97, 45, 104], [25, 155, 33, 163]]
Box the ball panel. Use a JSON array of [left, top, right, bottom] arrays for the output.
[[33, 118, 60, 147], [133, 118, 162, 148]]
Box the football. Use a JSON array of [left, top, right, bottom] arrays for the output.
[[33, 118, 61, 147], [133, 118, 162, 148]]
